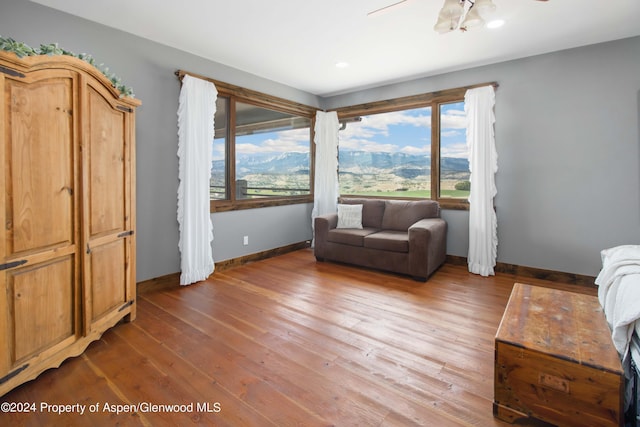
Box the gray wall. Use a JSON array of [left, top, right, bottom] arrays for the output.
[[2, 1, 319, 281], [211, 204, 312, 261], [325, 37, 640, 276], [4, 1, 639, 279]]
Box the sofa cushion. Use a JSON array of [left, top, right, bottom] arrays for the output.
[[327, 228, 378, 247], [340, 198, 385, 229], [381, 200, 439, 231], [364, 230, 409, 253], [336, 203, 363, 229]]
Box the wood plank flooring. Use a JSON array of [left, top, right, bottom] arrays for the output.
[[1, 249, 596, 426]]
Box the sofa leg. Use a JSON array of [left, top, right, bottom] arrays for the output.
[[412, 276, 427, 282], [315, 256, 325, 262]]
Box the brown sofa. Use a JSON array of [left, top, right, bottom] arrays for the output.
[[313, 198, 447, 281]]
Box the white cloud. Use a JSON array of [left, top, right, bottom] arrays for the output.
[[236, 142, 262, 154], [236, 128, 310, 154], [212, 139, 226, 160], [400, 145, 429, 155], [339, 109, 431, 153], [339, 136, 401, 153], [441, 110, 466, 129], [441, 129, 463, 138], [441, 142, 469, 158], [360, 110, 431, 133]]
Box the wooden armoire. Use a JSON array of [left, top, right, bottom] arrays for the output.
[[0, 51, 140, 395]]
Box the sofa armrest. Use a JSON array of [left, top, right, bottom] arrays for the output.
[[408, 218, 447, 279], [314, 213, 338, 260], [410, 218, 447, 235]]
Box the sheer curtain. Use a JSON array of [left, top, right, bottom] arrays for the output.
[[177, 75, 217, 285], [311, 111, 339, 246], [465, 85, 498, 276]]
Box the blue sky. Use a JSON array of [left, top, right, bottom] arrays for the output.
[[238, 128, 310, 155], [213, 101, 468, 160], [339, 102, 468, 158], [213, 127, 310, 160]]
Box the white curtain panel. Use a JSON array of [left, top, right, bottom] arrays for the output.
[[465, 85, 498, 277], [311, 111, 340, 246], [177, 75, 217, 285]]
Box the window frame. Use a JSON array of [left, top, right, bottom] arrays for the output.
[[178, 71, 319, 212], [331, 82, 496, 210]]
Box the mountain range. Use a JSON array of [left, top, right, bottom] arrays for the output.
[[213, 150, 469, 179]]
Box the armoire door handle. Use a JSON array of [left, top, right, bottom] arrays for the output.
[[0, 259, 27, 271]]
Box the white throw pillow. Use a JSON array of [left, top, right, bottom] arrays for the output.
[[336, 204, 363, 229]]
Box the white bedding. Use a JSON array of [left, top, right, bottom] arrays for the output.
[[595, 245, 640, 359]]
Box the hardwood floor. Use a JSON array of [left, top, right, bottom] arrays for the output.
[[1, 249, 595, 426]]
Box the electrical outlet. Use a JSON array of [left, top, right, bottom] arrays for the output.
[[243, 235, 248, 246]]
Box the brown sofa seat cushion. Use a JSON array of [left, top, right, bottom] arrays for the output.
[[327, 227, 378, 247], [364, 231, 409, 253], [340, 198, 385, 229], [381, 200, 440, 231]]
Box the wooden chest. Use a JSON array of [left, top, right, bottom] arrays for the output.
[[494, 283, 623, 427]]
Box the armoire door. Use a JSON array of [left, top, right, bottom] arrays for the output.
[[82, 82, 135, 333], [0, 68, 81, 381]]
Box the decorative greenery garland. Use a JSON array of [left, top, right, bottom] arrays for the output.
[[0, 36, 134, 98]]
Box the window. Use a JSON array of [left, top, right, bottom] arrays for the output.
[[211, 96, 228, 200], [202, 77, 317, 211], [333, 84, 491, 210], [438, 101, 470, 201], [233, 102, 311, 199], [338, 106, 432, 197]]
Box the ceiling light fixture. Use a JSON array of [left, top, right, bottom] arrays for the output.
[[434, 0, 496, 33], [486, 19, 505, 29]]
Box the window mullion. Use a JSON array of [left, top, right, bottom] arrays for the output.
[[431, 101, 440, 201], [229, 97, 237, 202]]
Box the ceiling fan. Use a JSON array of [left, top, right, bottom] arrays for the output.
[[368, 0, 549, 33]]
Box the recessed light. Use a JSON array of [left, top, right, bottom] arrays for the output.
[[487, 19, 505, 29], [335, 61, 350, 69]]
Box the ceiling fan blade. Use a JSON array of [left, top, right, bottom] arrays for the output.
[[367, 0, 409, 17]]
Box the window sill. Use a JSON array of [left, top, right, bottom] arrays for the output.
[[211, 195, 313, 213], [438, 199, 469, 211]]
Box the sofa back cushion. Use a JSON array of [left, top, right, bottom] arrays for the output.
[[381, 200, 440, 231], [340, 198, 385, 229]]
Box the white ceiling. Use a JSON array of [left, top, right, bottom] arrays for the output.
[[30, 0, 640, 97]]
